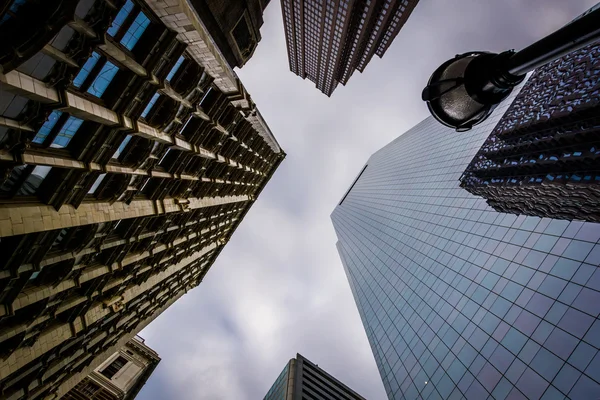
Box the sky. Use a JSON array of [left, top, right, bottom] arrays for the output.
[[138, 1, 598, 399]]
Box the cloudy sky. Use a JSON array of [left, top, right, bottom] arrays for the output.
[[138, 1, 598, 399]]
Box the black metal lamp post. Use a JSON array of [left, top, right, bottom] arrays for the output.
[[421, 6, 600, 131]]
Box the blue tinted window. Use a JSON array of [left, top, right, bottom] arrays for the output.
[[87, 62, 119, 97], [166, 55, 185, 82], [569, 375, 600, 399], [112, 135, 132, 159], [531, 348, 563, 381], [88, 173, 106, 194], [142, 93, 160, 118], [33, 110, 62, 144], [51, 116, 83, 148], [73, 52, 100, 88], [120, 12, 150, 50], [107, 0, 134, 36]]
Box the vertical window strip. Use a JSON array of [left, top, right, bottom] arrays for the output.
[[73, 52, 101, 88], [89, 173, 106, 194], [107, 0, 134, 36], [33, 110, 63, 144], [166, 56, 185, 82], [120, 12, 150, 50], [51, 116, 84, 148], [141, 93, 160, 118], [87, 62, 119, 97], [112, 135, 132, 158]]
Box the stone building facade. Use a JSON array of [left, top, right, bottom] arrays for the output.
[[0, 0, 284, 399], [459, 42, 600, 223], [187, 0, 271, 69], [63, 336, 160, 400], [281, 0, 420, 96]]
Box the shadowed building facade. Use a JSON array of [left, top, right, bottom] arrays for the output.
[[263, 353, 366, 400], [281, 0, 419, 96], [459, 42, 600, 223], [332, 79, 600, 399], [187, 0, 271, 69], [63, 336, 159, 400], [0, 0, 284, 399]]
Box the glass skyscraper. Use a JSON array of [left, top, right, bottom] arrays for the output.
[[331, 83, 600, 399]]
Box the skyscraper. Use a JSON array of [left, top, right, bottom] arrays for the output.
[[0, 0, 283, 398], [281, 0, 419, 96], [263, 353, 366, 400], [63, 336, 160, 400], [460, 41, 600, 223], [332, 80, 600, 399]]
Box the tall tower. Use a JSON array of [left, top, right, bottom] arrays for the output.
[[281, 0, 419, 96], [0, 0, 283, 399], [332, 81, 600, 399]]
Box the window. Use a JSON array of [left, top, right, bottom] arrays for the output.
[[141, 93, 159, 118], [87, 62, 119, 97], [51, 116, 83, 148], [89, 174, 106, 194], [166, 55, 184, 82], [73, 52, 101, 88], [107, 0, 134, 36], [80, 381, 100, 396], [120, 11, 150, 50], [100, 355, 128, 379], [112, 135, 132, 159], [231, 14, 255, 58], [33, 110, 63, 144]]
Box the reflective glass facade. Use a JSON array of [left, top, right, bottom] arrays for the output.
[[331, 86, 600, 399]]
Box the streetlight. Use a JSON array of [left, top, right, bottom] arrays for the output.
[[421, 6, 600, 131]]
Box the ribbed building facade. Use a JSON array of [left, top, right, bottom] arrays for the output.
[[63, 336, 159, 400], [332, 80, 600, 399], [281, 0, 419, 96], [460, 42, 600, 223], [263, 353, 366, 400], [0, 0, 283, 399]]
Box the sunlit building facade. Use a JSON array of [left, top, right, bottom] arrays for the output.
[[0, 0, 283, 399], [280, 0, 420, 96], [63, 336, 159, 400], [263, 353, 366, 400], [460, 42, 600, 223], [332, 81, 600, 399]]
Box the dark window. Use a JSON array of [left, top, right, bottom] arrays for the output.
[[101, 355, 128, 379], [232, 15, 255, 59], [80, 381, 100, 396]]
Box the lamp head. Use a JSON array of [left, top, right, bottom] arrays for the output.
[[422, 51, 525, 131]]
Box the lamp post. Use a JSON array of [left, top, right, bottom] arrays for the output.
[[421, 6, 600, 131]]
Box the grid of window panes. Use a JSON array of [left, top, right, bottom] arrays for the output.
[[332, 84, 600, 399], [263, 361, 290, 400], [281, 0, 298, 73], [375, 0, 411, 58]]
